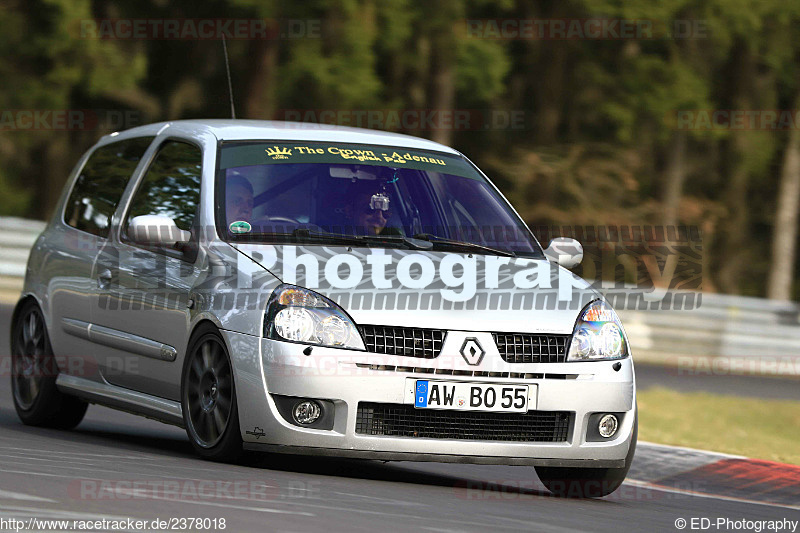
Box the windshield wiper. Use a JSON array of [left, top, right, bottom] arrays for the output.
[[242, 230, 363, 246], [412, 234, 516, 257], [296, 229, 434, 250], [238, 229, 511, 254], [353, 233, 434, 250], [243, 229, 433, 250]]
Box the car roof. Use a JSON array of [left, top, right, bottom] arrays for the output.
[[102, 119, 461, 155]]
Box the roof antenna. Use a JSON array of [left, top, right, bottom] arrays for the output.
[[221, 34, 236, 119]]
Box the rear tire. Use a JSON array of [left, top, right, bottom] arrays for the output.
[[10, 300, 88, 429], [536, 414, 637, 498], [181, 324, 243, 462]]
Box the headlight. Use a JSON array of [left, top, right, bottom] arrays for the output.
[[265, 285, 365, 350], [567, 300, 628, 361]]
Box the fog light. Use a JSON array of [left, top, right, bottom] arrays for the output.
[[293, 400, 321, 425], [598, 414, 618, 438]]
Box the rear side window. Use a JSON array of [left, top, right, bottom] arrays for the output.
[[63, 137, 154, 237], [125, 141, 203, 231]]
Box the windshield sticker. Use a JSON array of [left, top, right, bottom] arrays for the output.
[[229, 220, 252, 234], [265, 146, 292, 160], [285, 146, 446, 166], [221, 142, 480, 179]]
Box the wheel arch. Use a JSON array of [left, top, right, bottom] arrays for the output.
[[188, 312, 224, 339], [182, 318, 235, 384], [10, 295, 44, 346]]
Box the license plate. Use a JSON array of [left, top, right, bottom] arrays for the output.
[[413, 380, 530, 413]]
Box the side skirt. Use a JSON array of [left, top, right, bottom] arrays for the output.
[[56, 374, 184, 428]]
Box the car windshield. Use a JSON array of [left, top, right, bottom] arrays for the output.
[[216, 141, 543, 257]]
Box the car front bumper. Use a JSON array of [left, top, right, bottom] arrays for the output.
[[224, 329, 636, 468]]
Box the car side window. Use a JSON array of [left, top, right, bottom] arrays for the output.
[[125, 140, 202, 232], [63, 137, 154, 237]]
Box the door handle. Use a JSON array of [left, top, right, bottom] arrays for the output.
[[98, 269, 113, 288]]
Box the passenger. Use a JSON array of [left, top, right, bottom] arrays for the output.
[[345, 183, 401, 236]]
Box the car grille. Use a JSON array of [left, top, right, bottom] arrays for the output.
[[359, 325, 446, 359], [356, 403, 571, 442], [492, 333, 571, 363]]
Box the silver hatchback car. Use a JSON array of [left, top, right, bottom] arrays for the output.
[[11, 120, 636, 498]]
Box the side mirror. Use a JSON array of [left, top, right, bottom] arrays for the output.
[[544, 237, 583, 269], [128, 215, 191, 248]]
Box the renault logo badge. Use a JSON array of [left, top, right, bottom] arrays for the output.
[[460, 338, 485, 365]]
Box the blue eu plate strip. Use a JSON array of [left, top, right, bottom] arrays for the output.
[[415, 380, 429, 407]]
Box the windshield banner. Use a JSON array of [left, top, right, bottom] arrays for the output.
[[219, 142, 480, 179]]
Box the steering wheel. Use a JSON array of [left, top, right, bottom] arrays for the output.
[[249, 217, 326, 235], [265, 216, 300, 225]]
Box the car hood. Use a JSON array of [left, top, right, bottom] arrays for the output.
[[231, 243, 600, 334]]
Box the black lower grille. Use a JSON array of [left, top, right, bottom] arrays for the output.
[[356, 403, 571, 442], [359, 325, 445, 358], [492, 333, 570, 363]]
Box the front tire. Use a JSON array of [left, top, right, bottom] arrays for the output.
[[10, 300, 88, 429], [181, 324, 242, 462], [536, 415, 637, 498]]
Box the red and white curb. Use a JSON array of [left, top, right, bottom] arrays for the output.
[[630, 442, 800, 509]]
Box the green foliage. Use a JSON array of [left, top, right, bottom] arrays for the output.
[[279, 0, 382, 110], [639, 387, 800, 465], [374, 0, 415, 51], [456, 39, 510, 106], [0, 167, 31, 216], [0, 0, 799, 297]]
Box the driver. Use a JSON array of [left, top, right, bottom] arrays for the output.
[[226, 174, 282, 233], [226, 174, 255, 224]]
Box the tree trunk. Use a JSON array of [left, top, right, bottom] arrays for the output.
[[244, 39, 279, 120], [429, 49, 455, 146], [767, 98, 800, 300], [35, 135, 70, 220], [717, 40, 756, 294], [717, 132, 752, 293], [528, 0, 569, 144], [534, 42, 567, 143], [428, 18, 457, 146], [662, 130, 688, 229]]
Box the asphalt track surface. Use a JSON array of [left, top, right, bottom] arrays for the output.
[[0, 305, 797, 532]]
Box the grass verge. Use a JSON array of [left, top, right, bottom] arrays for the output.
[[638, 387, 800, 465]]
